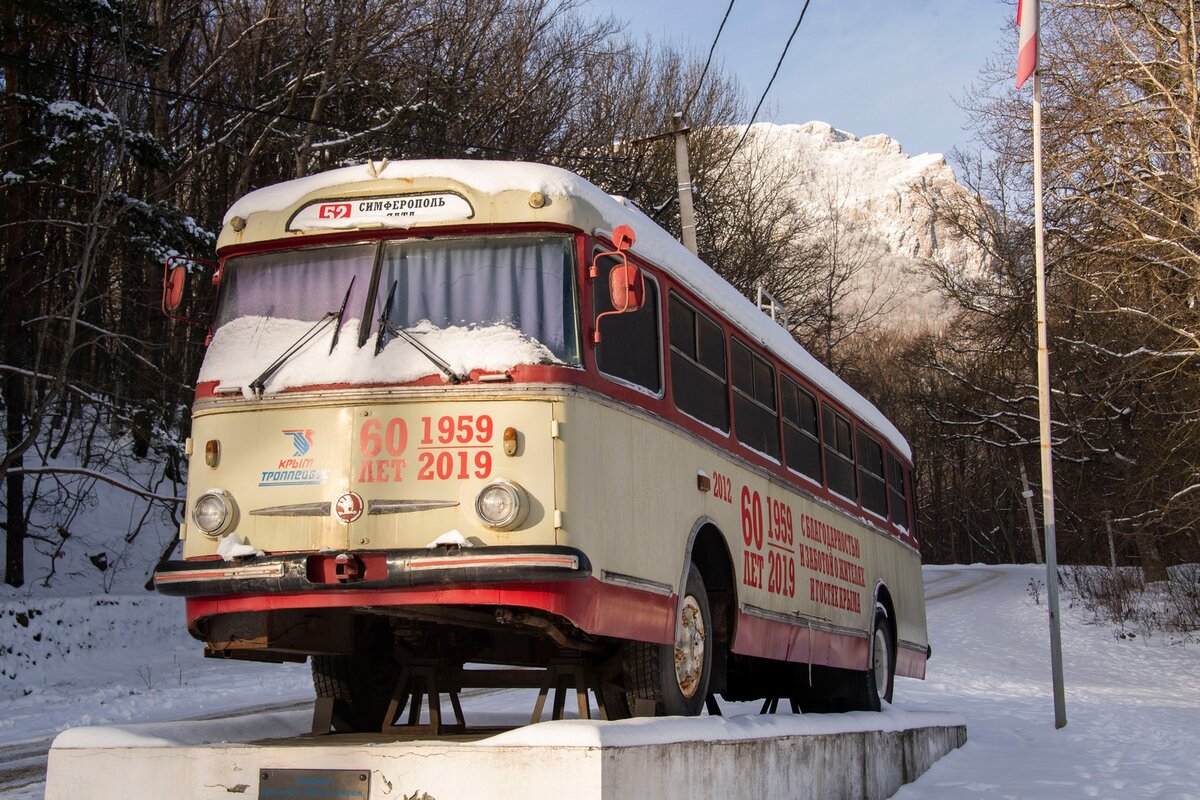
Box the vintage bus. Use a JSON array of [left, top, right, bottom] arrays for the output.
[[155, 159, 928, 730]]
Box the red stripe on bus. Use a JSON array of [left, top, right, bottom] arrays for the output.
[[731, 612, 873, 674], [407, 555, 577, 569], [185, 577, 677, 646]]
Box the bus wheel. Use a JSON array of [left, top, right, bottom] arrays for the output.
[[627, 568, 712, 716], [859, 604, 895, 711], [311, 629, 402, 731]]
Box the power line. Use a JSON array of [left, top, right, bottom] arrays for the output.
[[0, 52, 626, 167], [708, 0, 813, 188], [682, 0, 737, 119]]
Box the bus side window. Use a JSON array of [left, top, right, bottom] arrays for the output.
[[782, 376, 822, 482], [668, 293, 729, 431], [593, 255, 661, 393], [731, 338, 780, 460], [887, 452, 909, 529], [857, 431, 887, 518], [822, 406, 857, 500]]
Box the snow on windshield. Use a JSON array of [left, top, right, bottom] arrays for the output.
[[199, 317, 562, 395]]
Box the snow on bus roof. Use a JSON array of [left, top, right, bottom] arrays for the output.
[[225, 160, 911, 460]]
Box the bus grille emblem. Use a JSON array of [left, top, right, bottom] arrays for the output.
[[334, 491, 364, 524]]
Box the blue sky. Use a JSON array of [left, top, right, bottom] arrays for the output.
[[596, 0, 1015, 159]]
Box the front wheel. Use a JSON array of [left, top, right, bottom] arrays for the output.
[[626, 568, 713, 716], [311, 623, 402, 731]]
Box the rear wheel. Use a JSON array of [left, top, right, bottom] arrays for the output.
[[626, 568, 712, 716], [859, 604, 894, 711]]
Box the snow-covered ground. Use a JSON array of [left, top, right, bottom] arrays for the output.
[[2, 564, 1197, 798]]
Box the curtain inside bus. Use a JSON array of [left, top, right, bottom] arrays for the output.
[[374, 235, 579, 364], [215, 243, 377, 328]]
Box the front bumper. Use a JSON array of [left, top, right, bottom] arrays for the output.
[[153, 545, 590, 597]]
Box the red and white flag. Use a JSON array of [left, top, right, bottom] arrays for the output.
[[1016, 0, 1039, 88]]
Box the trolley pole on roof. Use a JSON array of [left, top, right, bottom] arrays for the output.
[[673, 112, 699, 255]]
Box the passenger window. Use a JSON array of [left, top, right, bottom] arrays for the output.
[[730, 339, 780, 459], [668, 293, 729, 431], [593, 255, 661, 393], [857, 431, 887, 518], [887, 452, 909, 529], [822, 406, 857, 500], [781, 377, 822, 482]]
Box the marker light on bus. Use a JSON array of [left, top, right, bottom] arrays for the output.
[[193, 489, 236, 536], [205, 439, 220, 468], [475, 480, 529, 530]]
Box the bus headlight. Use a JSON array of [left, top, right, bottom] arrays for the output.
[[193, 489, 236, 536], [475, 480, 529, 531]]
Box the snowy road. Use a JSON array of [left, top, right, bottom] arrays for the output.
[[921, 566, 1004, 602]]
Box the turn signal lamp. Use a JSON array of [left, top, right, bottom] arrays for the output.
[[205, 439, 220, 468], [503, 427, 518, 456]]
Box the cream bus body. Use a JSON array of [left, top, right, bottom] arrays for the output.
[[156, 160, 928, 724]]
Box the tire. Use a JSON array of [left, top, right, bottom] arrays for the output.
[[626, 568, 713, 716], [861, 604, 895, 711], [311, 624, 402, 731]]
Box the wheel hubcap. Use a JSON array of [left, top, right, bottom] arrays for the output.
[[873, 627, 889, 698], [674, 594, 706, 699]]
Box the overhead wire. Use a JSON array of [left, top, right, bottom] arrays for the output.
[[708, 0, 814, 188], [0, 52, 627, 167], [682, 0, 737, 119]]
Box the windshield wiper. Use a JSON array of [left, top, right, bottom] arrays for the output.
[[373, 280, 465, 384], [249, 277, 356, 397]]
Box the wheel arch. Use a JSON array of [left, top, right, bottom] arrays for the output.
[[681, 516, 738, 648], [873, 580, 898, 668]]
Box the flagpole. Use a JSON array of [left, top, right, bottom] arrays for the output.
[[1031, 64, 1068, 731]]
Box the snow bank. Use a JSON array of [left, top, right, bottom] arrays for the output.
[[481, 706, 962, 748], [52, 710, 309, 749]]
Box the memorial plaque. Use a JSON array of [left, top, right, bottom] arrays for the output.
[[259, 768, 370, 800]]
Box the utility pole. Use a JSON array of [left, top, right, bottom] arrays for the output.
[[626, 113, 700, 256], [672, 112, 698, 255]]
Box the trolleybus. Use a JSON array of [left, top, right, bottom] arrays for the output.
[[155, 159, 928, 730]]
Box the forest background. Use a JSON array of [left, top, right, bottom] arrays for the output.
[[1, 0, 1197, 592]]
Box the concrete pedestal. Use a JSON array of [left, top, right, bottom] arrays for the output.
[[45, 708, 965, 800]]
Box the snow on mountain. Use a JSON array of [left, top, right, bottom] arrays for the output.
[[737, 121, 986, 329]]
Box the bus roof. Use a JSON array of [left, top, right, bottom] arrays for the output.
[[221, 160, 911, 460]]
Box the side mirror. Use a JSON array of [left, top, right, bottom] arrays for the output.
[[590, 226, 645, 343], [611, 224, 635, 251], [162, 255, 217, 329], [164, 264, 187, 312], [608, 260, 645, 313]]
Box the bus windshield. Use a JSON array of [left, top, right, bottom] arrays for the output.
[[371, 235, 579, 364], [203, 235, 581, 391]]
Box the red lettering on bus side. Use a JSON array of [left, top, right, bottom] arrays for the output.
[[712, 471, 733, 503], [742, 550, 764, 589], [741, 487, 764, 550]]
